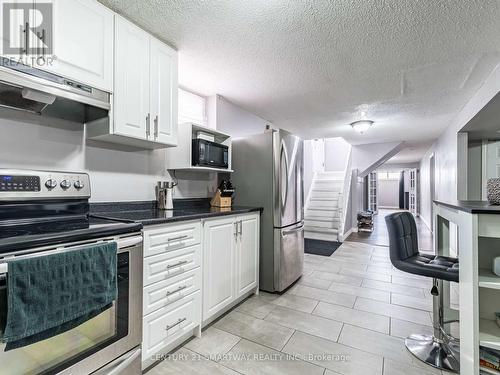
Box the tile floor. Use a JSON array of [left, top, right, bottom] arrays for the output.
[[346, 209, 433, 251], [147, 241, 458, 375]]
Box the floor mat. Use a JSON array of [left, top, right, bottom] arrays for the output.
[[304, 238, 342, 256]]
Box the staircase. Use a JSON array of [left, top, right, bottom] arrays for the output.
[[304, 171, 345, 242]]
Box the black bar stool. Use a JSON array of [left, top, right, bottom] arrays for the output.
[[385, 211, 460, 373]]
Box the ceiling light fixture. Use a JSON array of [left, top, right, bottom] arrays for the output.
[[350, 120, 374, 134]]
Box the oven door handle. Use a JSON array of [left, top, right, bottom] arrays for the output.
[[0, 235, 143, 275], [116, 235, 143, 249], [92, 347, 142, 375]]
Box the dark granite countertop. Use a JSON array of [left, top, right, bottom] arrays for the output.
[[434, 200, 500, 214], [91, 199, 263, 226]]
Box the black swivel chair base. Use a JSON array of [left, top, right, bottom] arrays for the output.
[[405, 334, 460, 373]]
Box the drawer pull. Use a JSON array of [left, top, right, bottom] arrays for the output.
[[168, 235, 189, 242], [166, 317, 186, 331], [166, 285, 188, 296], [166, 260, 188, 269]]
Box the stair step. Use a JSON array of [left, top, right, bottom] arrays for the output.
[[309, 200, 341, 208], [311, 192, 342, 199], [316, 171, 344, 179], [305, 215, 341, 222], [306, 207, 340, 214], [305, 231, 339, 242], [304, 219, 339, 229], [310, 196, 341, 202], [312, 189, 342, 193], [313, 184, 342, 193], [304, 226, 339, 234]]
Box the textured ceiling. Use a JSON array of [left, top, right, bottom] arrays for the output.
[[99, 0, 500, 161]]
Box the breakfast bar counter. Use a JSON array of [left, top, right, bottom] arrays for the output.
[[433, 200, 500, 374]]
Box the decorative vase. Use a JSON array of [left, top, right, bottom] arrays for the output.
[[487, 178, 500, 205]]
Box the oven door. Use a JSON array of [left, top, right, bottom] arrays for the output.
[[0, 235, 143, 375]]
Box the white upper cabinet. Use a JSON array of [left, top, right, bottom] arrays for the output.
[[108, 15, 178, 148], [114, 16, 150, 140], [40, 0, 114, 91], [150, 38, 178, 145]]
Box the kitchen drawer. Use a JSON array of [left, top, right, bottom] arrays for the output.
[[142, 290, 201, 360], [144, 221, 201, 257], [144, 244, 201, 287], [143, 267, 201, 316]]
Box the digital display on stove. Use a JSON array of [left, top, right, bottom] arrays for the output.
[[0, 175, 40, 192]]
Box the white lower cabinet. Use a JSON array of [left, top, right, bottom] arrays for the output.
[[236, 214, 260, 298], [141, 212, 260, 368], [202, 216, 236, 320], [202, 213, 260, 323], [142, 290, 201, 362], [141, 221, 202, 369]]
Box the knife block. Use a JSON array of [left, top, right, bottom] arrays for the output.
[[210, 190, 232, 208]]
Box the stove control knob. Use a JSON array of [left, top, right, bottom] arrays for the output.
[[74, 180, 84, 190], [45, 179, 57, 189], [60, 180, 71, 189]]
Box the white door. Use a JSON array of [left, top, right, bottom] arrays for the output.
[[368, 172, 378, 214], [311, 138, 325, 173], [113, 15, 150, 140], [236, 214, 259, 297], [409, 168, 418, 216], [38, 0, 113, 91], [202, 217, 236, 321], [149, 38, 177, 146]]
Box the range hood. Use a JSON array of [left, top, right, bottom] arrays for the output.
[[0, 60, 110, 123]]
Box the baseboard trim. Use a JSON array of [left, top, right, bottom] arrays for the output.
[[340, 227, 357, 241]]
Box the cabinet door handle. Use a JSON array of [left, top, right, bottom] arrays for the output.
[[167, 235, 188, 242], [154, 115, 159, 138], [234, 222, 238, 237], [23, 22, 29, 54], [239, 220, 243, 235], [36, 29, 46, 63], [146, 113, 151, 137], [166, 285, 188, 296], [166, 260, 188, 269], [165, 317, 186, 331]]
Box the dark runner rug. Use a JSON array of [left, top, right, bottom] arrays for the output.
[[304, 238, 342, 257]]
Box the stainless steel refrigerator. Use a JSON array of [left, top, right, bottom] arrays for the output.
[[231, 129, 304, 292]]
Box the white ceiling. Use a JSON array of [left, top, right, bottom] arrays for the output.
[[100, 0, 500, 161]]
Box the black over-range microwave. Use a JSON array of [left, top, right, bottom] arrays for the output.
[[192, 139, 229, 168]]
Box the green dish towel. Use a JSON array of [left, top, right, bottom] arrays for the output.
[[1, 242, 117, 351]]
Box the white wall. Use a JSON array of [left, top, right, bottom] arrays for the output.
[[209, 95, 270, 138], [351, 141, 402, 174], [420, 64, 500, 226], [303, 140, 315, 204], [0, 110, 216, 202], [468, 140, 482, 200], [324, 137, 351, 171]]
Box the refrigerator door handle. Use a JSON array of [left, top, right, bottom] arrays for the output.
[[280, 140, 289, 212], [282, 222, 304, 237]]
